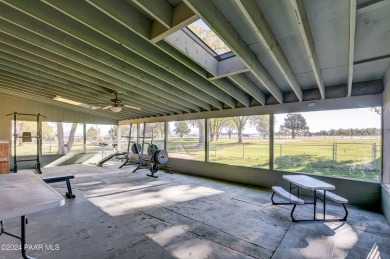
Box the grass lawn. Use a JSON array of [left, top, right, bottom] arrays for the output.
[[13, 137, 381, 182], [168, 137, 381, 182]]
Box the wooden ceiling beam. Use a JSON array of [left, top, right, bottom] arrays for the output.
[[1, 1, 216, 110], [0, 72, 158, 117], [0, 59, 178, 115], [229, 74, 266, 105], [347, 0, 357, 97], [235, 0, 303, 102], [184, 0, 284, 104], [290, 0, 325, 99], [0, 50, 193, 114], [38, 0, 232, 108]]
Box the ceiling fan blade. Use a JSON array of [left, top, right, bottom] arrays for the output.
[[102, 106, 112, 110], [124, 105, 141, 110]]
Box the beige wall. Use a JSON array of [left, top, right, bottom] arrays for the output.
[[0, 93, 117, 141]]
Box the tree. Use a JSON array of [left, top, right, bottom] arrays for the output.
[[108, 125, 117, 139], [249, 115, 270, 138], [87, 127, 98, 139], [42, 122, 55, 140], [174, 121, 191, 138], [231, 116, 250, 143], [280, 113, 309, 139], [153, 122, 165, 139], [187, 22, 230, 55], [57, 123, 78, 154], [188, 120, 205, 147], [223, 120, 236, 139], [209, 118, 227, 142]]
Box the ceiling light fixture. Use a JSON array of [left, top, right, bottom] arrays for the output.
[[110, 106, 122, 113], [53, 96, 100, 110]]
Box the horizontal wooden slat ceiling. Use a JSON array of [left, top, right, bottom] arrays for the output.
[[0, 0, 389, 121]]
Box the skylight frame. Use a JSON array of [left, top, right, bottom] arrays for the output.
[[184, 20, 235, 61]]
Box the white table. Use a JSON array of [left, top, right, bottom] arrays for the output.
[[0, 171, 65, 258], [283, 174, 335, 221]]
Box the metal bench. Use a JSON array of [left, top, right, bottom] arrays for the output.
[[42, 175, 75, 199], [317, 190, 348, 221], [271, 186, 304, 221]]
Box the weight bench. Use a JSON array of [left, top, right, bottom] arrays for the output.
[[271, 186, 304, 222], [317, 190, 348, 221], [42, 175, 75, 199]]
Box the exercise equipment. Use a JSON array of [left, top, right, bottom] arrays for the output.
[[119, 123, 142, 168], [147, 149, 171, 178], [6, 112, 47, 174], [130, 122, 171, 178], [98, 142, 108, 159], [97, 148, 127, 167]]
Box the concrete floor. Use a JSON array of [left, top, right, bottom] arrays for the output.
[[1, 163, 390, 259]]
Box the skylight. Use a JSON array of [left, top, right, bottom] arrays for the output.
[[187, 19, 232, 55]]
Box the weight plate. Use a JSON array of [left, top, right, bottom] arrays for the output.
[[155, 150, 169, 165], [131, 143, 141, 154], [147, 144, 158, 156]]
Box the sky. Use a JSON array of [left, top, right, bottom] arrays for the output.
[[274, 108, 381, 132], [47, 108, 381, 136]]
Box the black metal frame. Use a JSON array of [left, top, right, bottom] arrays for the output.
[[0, 216, 34, 259], [271, 184, 348, 222], [42, 175, 76, 199], [6, 112, 47, 174], [119, 123, 142, 169]]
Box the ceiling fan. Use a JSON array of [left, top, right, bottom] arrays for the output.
[[90, 91, 141, 113]]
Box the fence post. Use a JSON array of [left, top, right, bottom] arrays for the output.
[[332, 143, 337, 164], [242, 144, 245, 158], [372, 143, 377, 169]]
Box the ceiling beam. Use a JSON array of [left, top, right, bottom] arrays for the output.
[[290, 0, 325, 99], [0, 34, 206, 112], [0, 12, 211, 111], [357, 0, 390, 14], [209, 56, 249, 80], [86, 0, 250, 108], [75, 0, 244, 108], [0, 50, 193, 114], [132, 0, 173, 29], [184, 0, 284, 104], [347, 0, 357, 97], [0, 70, 159, 117], [150, 2, 198, 43], [235, 0, 303, 102], [88, 0, 208, 77], [0, 80, 146, 118], [38, 0, 235, 108], [1, 1, 221, 110], [229, 74, 266, 105], [0, 85, 141, 120], [164, 29, 218, 75], [212, 78, 251, 107]]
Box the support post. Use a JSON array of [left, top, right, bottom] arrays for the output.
[[372, 143, 377, 169], [269, 114, 274, 170], [164, 121, 168, 151], [205, 119, 209, 162], [83, 123, 86, 154], [13, 112, 17, 172]]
